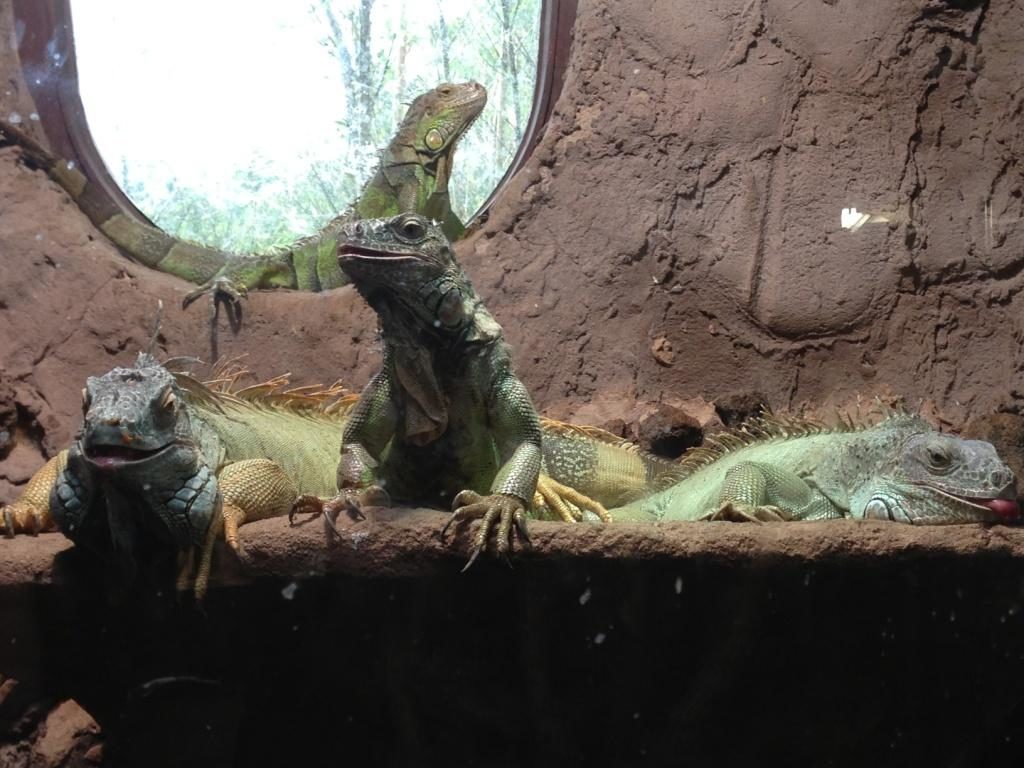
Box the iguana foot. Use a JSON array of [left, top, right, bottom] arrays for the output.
[[0, 501, 49, 537], [700, 501, 785, 523], [182, 276, 248, 311], [289, 486, 386, 538], [442, 491, 529, 571], [533, 474, 612, 523]]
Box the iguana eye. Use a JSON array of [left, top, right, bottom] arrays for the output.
[[424, 128, 444, 151], [438, 85, 452, 96], [397, 217, 426, 240], [925, 443, 952, 470]]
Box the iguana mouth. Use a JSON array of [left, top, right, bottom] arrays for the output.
[[338, 244, 421, 262], [83, 443, 171, 469], [932, 487, 1020, 520]]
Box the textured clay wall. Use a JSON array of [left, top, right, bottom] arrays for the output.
[[2, 0, 1024, 500]]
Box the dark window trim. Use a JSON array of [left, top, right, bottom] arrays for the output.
[[13, 0, 577, 234]]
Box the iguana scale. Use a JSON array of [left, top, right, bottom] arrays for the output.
[[611, 413, 1020, 524], [0, 82, 485, 319]]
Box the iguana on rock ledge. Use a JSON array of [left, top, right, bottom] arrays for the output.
[[1, 355, 679, 591], [0, 352, 355, 598], [292, 213, 664, 566], [611, 413, 1020, 524], [0, 82, 485, 323]]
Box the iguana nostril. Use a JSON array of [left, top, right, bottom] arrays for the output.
[[991, 470, 1011, 487]]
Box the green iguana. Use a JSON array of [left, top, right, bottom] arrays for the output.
[[611, 413, 1020, 524], [1, 354, 678, 592], [291, 213, 675, 566], [0, 81, 485, 321], [0, 351, 356, 598]]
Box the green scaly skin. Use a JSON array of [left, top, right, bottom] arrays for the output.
[[0, 353, 354, 597], [0, 355, 679, 585], [294, 213, 610, 566], [612, 414, 1020, 524], [0, 81, 486, 313]]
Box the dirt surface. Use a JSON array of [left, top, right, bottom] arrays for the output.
[[4, 515, 1024, 589], [4, 1, 1024, 499]]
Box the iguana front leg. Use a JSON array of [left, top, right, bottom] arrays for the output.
[[291, 370, 397, 535], [444, 374, 542, 568], [0, 451, 67, 536], [700, 461, 841, 522], [193, 458, 300, 600]]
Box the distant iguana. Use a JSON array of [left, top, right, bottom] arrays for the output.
[[611, 413, 1020, 524], [291, 213, 663, 566], [0, 351, 355, 598], [0, 81, 485, 323]]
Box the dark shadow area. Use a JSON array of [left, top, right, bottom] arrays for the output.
[[3, 553, 1024, 767]]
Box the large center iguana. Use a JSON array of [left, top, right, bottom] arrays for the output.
[[292, 213, 653, 566], [611, 413, 1020, 524], [0, 81, 486, 325]]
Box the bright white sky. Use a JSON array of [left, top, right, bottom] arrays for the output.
[[71, 0, 482, 203]]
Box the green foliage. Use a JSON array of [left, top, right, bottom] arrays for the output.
[[122, 1, 541, 253]]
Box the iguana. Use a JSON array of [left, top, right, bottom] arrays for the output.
[[291, 213, 675, 566], [610, 413, 1020, 524], [0, 81, 485, 321], [0, 351, 355, 598], [1, 356, 679, 590]]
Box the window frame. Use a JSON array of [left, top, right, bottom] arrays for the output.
[[13, 0, 577, 235]]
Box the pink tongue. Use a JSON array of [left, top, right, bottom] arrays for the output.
[[982, 498, 1020, 520]]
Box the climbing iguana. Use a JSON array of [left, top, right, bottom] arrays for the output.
[[0, 81, 485, 318], [291, 213, 664, 566], [611, 413, 1020, 524], [1, 356, 679, 589], [0, 351, 355, 598]]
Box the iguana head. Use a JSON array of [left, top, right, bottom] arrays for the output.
[[399, 81, 487, 162], [855, 427, 1018, 524], [338, 213, 489, 337], [56, 353, 216, 551], [80, 353, 183, 468]]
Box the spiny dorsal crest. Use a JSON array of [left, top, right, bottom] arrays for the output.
[[676, 409, 927, 476]]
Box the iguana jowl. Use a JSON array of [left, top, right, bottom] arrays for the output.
[[294, 213, 636, 565], [0, 82, 485, 316], [611, 414, 1020, 524]]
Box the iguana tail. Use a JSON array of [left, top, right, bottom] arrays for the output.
[[0, 119, 229, 284]]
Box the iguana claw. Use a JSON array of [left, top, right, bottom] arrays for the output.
[[289, 486, 386, 538], [182, 276, 248, 311], [0, 502, 46, 537], [443, 490, 529, 570], [700, 502, 785, 523], [533, 474, 613, 523]]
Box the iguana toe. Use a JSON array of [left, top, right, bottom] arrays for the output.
[[0, 502, 46, 536], [445, 491, 528, 570], [182, 276, 248, 310], [534, 474, 612, 523], [700, 502, 785, 523], [292, 487, 384, 539]]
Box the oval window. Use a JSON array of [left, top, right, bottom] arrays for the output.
[[70, 0, 541, 251]]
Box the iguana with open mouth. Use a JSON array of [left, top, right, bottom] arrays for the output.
[[1, 350, 678, 592], [0, 82, 486, 331], [611, 413, 1020, 524], [0, 348, 355, 598], [291, 213, 680, 566]]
